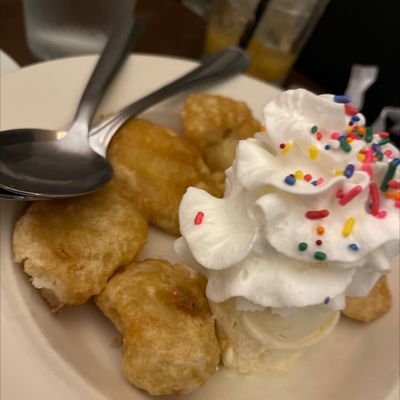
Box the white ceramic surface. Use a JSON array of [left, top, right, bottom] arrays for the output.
[[0, 55, 399, 400]]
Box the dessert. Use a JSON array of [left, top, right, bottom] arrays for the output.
[[177, 89, 400, 372], [12, 88, 397, 394], [181, 93, 261, 190], [108, 118, 220, 235], [96, 259, 221, 396], [343, 275, 392, 322], [13, 179, 148, 310]]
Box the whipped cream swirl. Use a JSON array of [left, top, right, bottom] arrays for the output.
[[177, 89, 400, 311]]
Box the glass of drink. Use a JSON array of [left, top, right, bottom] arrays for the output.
[[22, 0, 137, 60], [205, 0, 330, 85]]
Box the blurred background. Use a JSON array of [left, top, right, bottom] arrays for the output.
[[294, 0, 400, 131], [1, 0, 399, 138]]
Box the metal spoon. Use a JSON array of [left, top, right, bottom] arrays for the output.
[[89, 47, 250, 157], [0, 18, 142, 199], [0, 47, 250, 201]]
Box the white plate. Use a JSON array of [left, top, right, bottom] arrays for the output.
[[0, 55, 399, 400]]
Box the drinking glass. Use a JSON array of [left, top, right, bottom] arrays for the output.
[[205, 0, 330, 85], [22, 0, 137, 60]]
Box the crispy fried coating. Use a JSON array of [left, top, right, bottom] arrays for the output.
[[107, 118, 220, 235], [180, 93, 261, 174], [96, 259, 221, 396], [13, 180, 148, 311], [342, 276, 392, 323]]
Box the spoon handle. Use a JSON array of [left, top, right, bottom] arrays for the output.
[[89, 47, 250, 157], [71, 18, 143, 134]]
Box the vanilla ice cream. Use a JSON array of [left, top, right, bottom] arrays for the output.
[[176, 89, 400, 372]]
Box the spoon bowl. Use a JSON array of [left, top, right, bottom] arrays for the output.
[[0, 128, 112, 197]]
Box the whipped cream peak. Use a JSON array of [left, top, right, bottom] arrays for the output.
[[179, 168, 258, 271], [260, 90, 347, 149], [178, 89, 400, 310]]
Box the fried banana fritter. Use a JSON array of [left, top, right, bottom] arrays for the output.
[[342, 276, 392, 323], [181, 93, 262, 175], [107, 118, 220, 235], [96, 259, 221, 396], [13, 180, 148, 311]]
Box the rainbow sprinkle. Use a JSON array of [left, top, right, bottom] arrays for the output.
[[388, 179, 400, 189], [376, 210, 387, 219], [348, 243, 359, 251], [364, 147, 373, 163], [309, 144, 319, 160], [365, 127, 373, 143], [378, 137, 391, 146], [339, 138, 352, 153], [378, 131, 390, 138], [298, 242, 308, 251], [369, 182, 380, 216], [384, 150, 393, 157], [334, 95, 351, 104], [336, 189, 344, 199], [342, 217, 355, 237], [357, 126, 366, 135], [294, 170, 304, 180], [194, 211, 204, 225], [314, 251, 327, 261], [344, 164, 355, 178], [385, 191, 400, 200], [284, 175, 296, 186], [381, 158, 400, 192], [357, 153, 365, 162], [339, 185, 362, 206], [305, 209, 330, 219], [345, 104, 358, 115], [304, 174, 312, 182]]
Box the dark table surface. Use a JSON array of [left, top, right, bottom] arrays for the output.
[[0, 0, 321, 92]]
